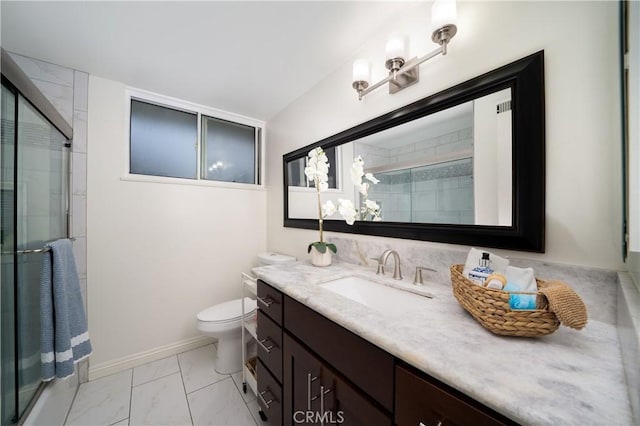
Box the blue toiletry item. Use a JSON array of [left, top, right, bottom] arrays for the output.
[[503, 282, 537, 310]]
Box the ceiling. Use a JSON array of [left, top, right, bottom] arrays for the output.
[[1, 1, 417, 120]]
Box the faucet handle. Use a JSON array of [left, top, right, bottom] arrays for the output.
[[371, 257, 385, 275], [413, 266, 437, 286]]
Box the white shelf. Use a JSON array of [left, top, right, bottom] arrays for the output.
[[243, 278, 257, 295], [241, 273, 259, 398], [244, 317, 257, 340], [243, 361, 257, 395]]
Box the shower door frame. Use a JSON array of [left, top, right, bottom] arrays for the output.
[[1, 49, 73, 425]]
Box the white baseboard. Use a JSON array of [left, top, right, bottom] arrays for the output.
[[88, 335, 215, 381]]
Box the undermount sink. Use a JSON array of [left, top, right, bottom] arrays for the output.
[[318, 276, 431, 315]]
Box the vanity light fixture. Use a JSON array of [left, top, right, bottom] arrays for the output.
[[352, 0, 458, 100]]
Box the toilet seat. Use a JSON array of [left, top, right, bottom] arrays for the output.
[[197, 297, 256, 324]]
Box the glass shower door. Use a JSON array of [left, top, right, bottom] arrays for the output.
[[0, 81, 69, 425], [1, 79, 18, 426]]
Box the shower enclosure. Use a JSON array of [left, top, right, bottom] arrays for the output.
[[1, 72, 71, 424], [365, 157, 474, 224]]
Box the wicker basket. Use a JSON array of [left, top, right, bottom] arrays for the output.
[[450, 264, 560, 337]]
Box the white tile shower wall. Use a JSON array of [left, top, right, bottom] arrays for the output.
[[360, 127, 473, 224], [9, 53, 74, 124], [10, 53, 90, 426]]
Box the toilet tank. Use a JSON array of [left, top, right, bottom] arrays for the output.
[[257, 252, 296, 266]]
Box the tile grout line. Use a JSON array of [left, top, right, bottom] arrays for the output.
[[127, 369, 133, 425], [62, 379, 81, 425], [183, 375, 230, 396], [107, 416, 129, 426], [131, 370, 181, 389], [232, 378, 260, 426], [176, 354, 195, 426]]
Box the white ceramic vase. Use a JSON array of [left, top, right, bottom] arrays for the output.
[[310, 246, 332, 267]]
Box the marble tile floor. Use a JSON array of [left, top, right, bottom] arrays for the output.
[[64, 345, 270, 426]]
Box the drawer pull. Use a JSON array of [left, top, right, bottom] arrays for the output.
[[257, 295, 275, 308], [310, 386, 332, 401], [257, 338, 276, 353], [258, 388, 278, 408], [307, 373, 319, 409]]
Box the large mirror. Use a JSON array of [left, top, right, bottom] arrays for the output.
[[283, 51, 545, 252]]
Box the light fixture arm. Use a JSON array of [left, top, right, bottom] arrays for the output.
[[352, 0, 458, 101], [355, 43, 446, 100]]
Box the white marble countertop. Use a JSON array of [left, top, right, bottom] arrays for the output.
[[253, 260, 632, 426]]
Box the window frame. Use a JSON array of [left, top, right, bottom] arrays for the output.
[[124, 87, 265, 189]]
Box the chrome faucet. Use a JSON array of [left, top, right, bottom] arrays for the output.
[[376, 249, 402, 280]]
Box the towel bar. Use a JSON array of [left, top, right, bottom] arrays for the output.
[[8, 237, 76, 255]]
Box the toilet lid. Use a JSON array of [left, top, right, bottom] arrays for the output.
[[197, 297, 257, 323]]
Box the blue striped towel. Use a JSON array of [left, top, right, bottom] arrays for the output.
[[40, 239, 92, 381]]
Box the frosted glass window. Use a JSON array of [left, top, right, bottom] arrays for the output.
[[130, 100, 197, 179], [202, 116, 259, 184]]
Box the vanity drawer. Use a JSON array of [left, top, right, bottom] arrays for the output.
[[395, 364, 516, 426], [257, 310, 283, 382], [257, 360, 283, 426], [284, 295, 394, 412], [257, 280, 283, 325]]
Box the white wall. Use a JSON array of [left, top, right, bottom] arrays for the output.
[[473, 88, 512, 226], [266, 1, 624, 270], [87, 76, 267, 373]]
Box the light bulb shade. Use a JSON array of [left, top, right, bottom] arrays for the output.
[[385, 36, 405, 60], [352, 59, 370, 83], [432, 0, 457, 33]]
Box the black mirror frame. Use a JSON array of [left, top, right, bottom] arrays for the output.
[[283, 51, 545, 253]]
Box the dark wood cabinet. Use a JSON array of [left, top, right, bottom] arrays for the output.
[[284, 295, 394, 412], [395, 364, 516, 426], [283, 334, 391, 426], [257, 280, 517, 426]]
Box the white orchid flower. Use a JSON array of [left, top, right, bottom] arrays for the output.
[[364, 199, 380, 210], [306, 148, 381, 248], [304, 165, 315, 182], [350, 156, 364, 185], [306, 147, 330, 192], [357, 182, 369, 197], [338, 199, 358, 225], [322, 200, 336, 218], [363, 199, 382, 221], [364, 173, 379, 184]]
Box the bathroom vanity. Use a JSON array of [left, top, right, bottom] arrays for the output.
[[257, 279, 512, 425], [254, 260, 632, 425]]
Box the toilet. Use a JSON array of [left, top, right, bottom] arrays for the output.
[[196, 252, 296, 374]]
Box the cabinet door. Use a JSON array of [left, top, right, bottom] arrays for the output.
[[284, 295, 394, 411], [284, 334, 391, 426], [395, 365, 515, 426]]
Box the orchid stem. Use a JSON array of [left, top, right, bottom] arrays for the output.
[[316, 179, 324, 243]]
